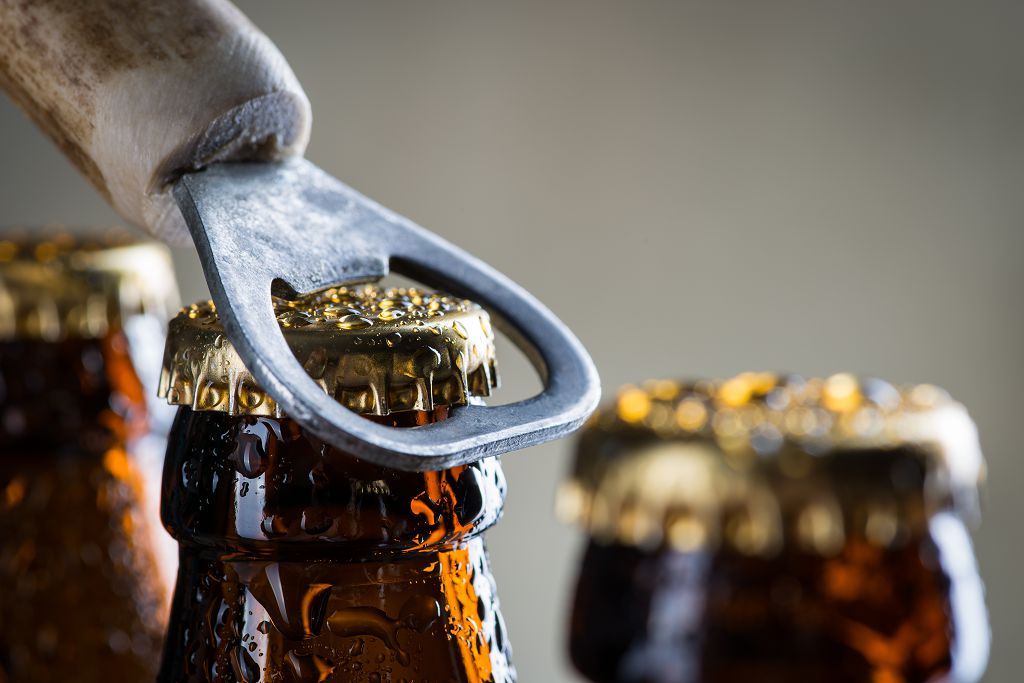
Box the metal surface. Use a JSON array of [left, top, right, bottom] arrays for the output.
[[173, 158, 601, 470], [159, 288, 499, 418]]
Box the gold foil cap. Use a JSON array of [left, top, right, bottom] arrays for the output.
[[559, 373, 984, 555], [159, 285, 499, 417], [0, 230, 179, 340]]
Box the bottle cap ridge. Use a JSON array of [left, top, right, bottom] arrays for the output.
[[159, 285, 499, 418], [560, 373, 984, 554], [0, 229, 178, 341]]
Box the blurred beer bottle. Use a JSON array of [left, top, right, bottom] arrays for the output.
[[560, 373, 989, 683], [157, 286, 515, 682], [0, 231, 180, 681]]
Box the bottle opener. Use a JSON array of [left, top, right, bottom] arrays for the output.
[[0, 0, 601, 470]]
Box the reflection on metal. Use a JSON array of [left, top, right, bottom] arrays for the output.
[[174, 159, 600, 470]]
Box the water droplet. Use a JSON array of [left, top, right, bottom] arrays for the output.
[[822, 373, 862, 412], [750, 424, 783, 454], [327, 605, 410, 665], [379, 298, 409, 310], [232, 435, 266, 478], [286, 650, 335, 682], [232, 420, 278, 478], [181, 458, 201, 492], [861, 377, 901, 410], [277, 310, 314, 328], [260, 514, 289, 538], [412, 347, 442, 375], [617, 387, 651, 423], [378, 308, 405, 321], [400, 595, 442, 633], [675, 398, 707, 431], [452, 467, 485, 525], [108, 630, 131, 654], [301, 508, 333, 535], [337, 315, 372, 330], [242, 563, 332, 639]]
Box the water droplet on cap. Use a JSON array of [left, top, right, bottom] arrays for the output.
[[337, 315, 372, 330]]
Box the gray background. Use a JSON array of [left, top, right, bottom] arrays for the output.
[[1, 2, 1020, 680]]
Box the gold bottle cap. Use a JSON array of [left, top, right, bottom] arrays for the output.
[[159, 285, 499, 418], [559, 373, 984, 555], [0, 229, 179, 340]]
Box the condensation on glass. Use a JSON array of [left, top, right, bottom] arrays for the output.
[[156, 286, 515, 683], [0, 231, 180, 681], [559, 373, 989, 683]]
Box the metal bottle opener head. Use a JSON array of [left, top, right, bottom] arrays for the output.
[[173, 158, 601, 471]]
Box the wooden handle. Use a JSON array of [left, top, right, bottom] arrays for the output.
[[0, 0, 311, 243]]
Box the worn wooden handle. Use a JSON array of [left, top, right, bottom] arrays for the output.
[[0, 0, 311, 243]]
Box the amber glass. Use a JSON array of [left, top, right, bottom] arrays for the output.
[[0, 335, 168, 681], [569, 450, 986, 683], [158, 406, 515, 683]]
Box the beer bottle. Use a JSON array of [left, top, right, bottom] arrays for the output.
[[560, 373, 989, 683], [157, 285, 515, 682], [0, 232, 180, 681]]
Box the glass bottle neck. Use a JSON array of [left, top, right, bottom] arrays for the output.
[[161, 409, 507, 557], [0, 333, 148, 448], [159, 406, 515, 682]]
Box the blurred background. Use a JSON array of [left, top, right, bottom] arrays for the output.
[[1, 2, 1020, 680]]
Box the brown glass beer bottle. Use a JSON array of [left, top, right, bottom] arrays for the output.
[[561, 373, 988, 683], [0, 233, 179, 681], [157, 286, 515, 682]]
